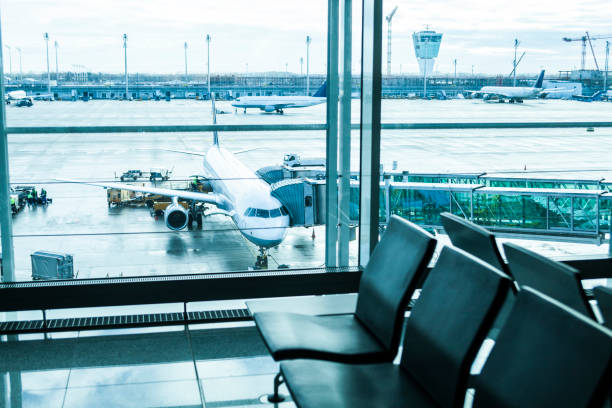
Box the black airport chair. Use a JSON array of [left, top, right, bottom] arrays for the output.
[[253, 215, 436, 365], [472, 286, 612, 408], [593, 286, 612, 330], [440, 212, 512, 278], [279, 246, 513, 408], [503, 242, 596, 319]]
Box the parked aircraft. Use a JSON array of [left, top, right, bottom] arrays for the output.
[[571, 91, 604, 102], [5, 90, 53, 106], [231, 82, 326, 113], [62, 98, 290, 267], [469, 70, 549, 103]]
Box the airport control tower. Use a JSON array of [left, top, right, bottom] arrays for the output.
[[412, 29, 443, 97]]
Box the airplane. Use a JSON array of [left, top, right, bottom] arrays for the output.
[[571, 90, 604, 102], [62, 97, 290, 268], [6, 90, 33, 107], [469, 70, 549, 103], [231, 81, 326, 114], [5, 90, 53, 106]]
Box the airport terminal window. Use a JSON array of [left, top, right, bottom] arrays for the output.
[[0, 0, 365, 283], [8, 1, 610, 287]]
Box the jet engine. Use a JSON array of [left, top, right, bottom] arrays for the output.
[[263, 105, 276, 113], [164, 203, 189, 231]]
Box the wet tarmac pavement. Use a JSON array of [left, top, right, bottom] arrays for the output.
[[5, 98, 611, 281]]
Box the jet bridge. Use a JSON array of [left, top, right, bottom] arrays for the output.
[[256, 166, 285, 185], [270, 179, 326, 227]]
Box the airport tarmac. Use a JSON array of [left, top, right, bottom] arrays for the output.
[[4, 99, 612, 281]]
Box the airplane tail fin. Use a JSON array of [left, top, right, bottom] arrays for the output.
[[533, 70, 545, 89], [312, 81, 327, 97], [211, 94, 219, 146]]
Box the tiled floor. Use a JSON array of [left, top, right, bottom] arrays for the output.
[[0, 323, 295, 408]]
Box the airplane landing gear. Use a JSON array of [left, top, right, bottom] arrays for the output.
[[243, 108, 247, 114], [276, 109, 284, 114], [255, 247, 269, 269], [188, 202, 205, 230]]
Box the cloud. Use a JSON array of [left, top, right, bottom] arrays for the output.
[[1, 0, 610, 74]]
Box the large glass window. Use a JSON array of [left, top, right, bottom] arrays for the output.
[[1, 0, 366, 282]]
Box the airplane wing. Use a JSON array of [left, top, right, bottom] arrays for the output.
[[58, 178, 221, 206], [538, 88, 575, 98], [485, 92, 512, 99], [162, 148, 206, 156], [468, 91, 512, 99], [233, 147, 261, 155], [270, 103, 297, 109], [233, 102, 297, 109]]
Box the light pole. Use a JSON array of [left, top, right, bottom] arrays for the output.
[[54, 40, 59, 81], [300, 57, 303, 75], [206, 34, 211, 98], [16, 47, 22, 81], [285, 62, 288, 73], [306, 35, 311, 94], [454, 59, 457, 82], [513, 38, 519, 87], [44, 33, 50, 94], [3, 45, 11, 78], [123, 34, 128, 100], [184, 42, 188, 82]]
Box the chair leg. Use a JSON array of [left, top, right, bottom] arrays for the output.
[[267, 372, 286, 403]]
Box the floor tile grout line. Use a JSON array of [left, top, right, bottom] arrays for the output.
[[61, 331, 80, 408], [185, 323, 207, 408]]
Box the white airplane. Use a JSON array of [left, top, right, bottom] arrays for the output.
[[6, 90, 34, 106], [62, 98, 290, 267], [469, 70, 549, 103], [231, 82, 326, 114], [5, 90, 53, 106]]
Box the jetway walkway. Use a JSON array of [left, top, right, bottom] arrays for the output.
[[264, 163, 612, 242]]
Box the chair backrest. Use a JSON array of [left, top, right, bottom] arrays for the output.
[[503, 242, 595, 319], [355, 215, 437, 354], [440, 212, 511, 277], [593, 286, 612, 329], [473, 287, 612, 408], [400, 246, 512, 408]]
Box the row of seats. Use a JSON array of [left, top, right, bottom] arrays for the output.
[[440, 212, 611, 326], [252, 215, 612, 408]]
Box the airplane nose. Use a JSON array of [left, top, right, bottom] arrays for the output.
[[250, 226, 287, 248]]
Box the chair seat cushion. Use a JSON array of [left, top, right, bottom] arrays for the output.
[[253, 312, 389, 363], [281, 359, 441, 408]]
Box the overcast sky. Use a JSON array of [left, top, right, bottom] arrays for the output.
[[1, 0, 610, 76]]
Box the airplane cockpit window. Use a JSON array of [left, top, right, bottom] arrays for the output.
[[270, 208, 281, 218], [255, 209, 270, 218]]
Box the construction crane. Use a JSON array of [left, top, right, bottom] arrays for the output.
[[562, 32, 612, 71], [385, 5, 398, 76]]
